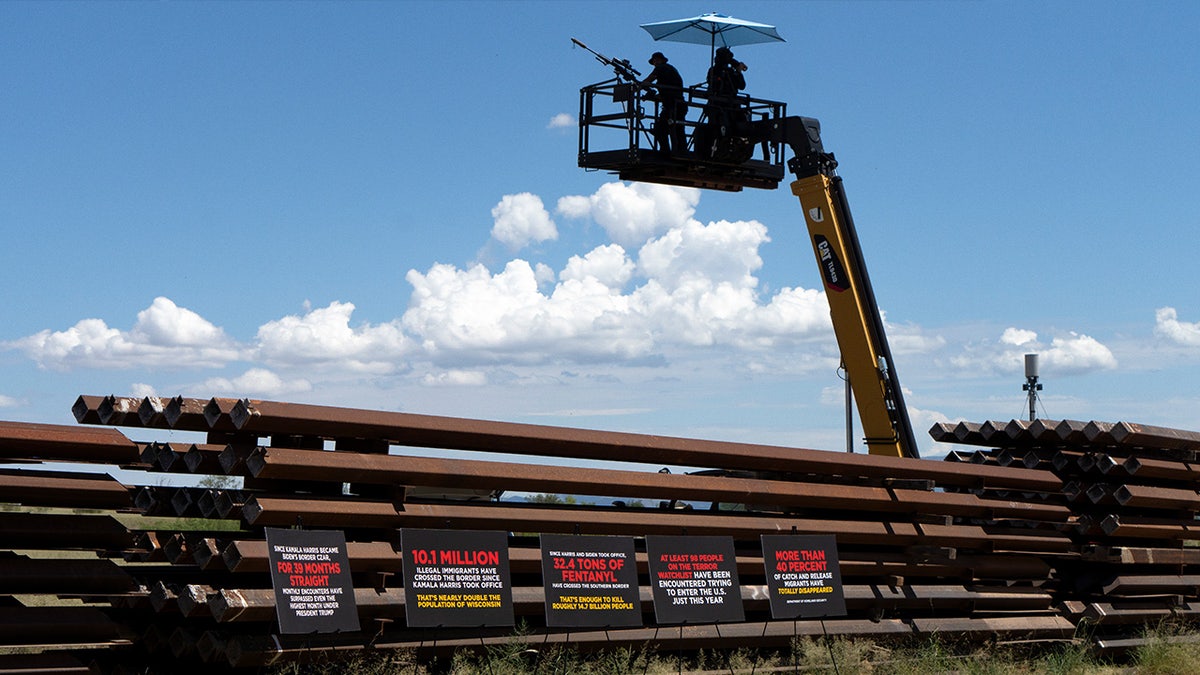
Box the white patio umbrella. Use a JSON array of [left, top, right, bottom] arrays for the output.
[[639, 12, 785, 62]]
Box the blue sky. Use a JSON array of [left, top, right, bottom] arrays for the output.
[[2, 1, 1199, 459]]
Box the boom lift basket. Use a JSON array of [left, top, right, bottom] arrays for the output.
[[577, 78, 789, 192]]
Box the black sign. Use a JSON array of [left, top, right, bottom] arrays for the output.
[[401, 529, 514, 627], [540, 534, 641, 627], [760, 534, 846, 619], [265, 528, 360, 634], [645, 535, 743, 624], [813, 234, 851, 293]]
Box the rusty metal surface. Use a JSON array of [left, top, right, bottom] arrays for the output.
[[247, 446, 1071, 521], [240, 496, 1074, 552], [0, 419, 138, 464], [0, 511, 133, 550], [0, 557, 139, 594], [216, 398, 1063, 491], [0, 468, 132, 509], [10, 404, 1200, 664]]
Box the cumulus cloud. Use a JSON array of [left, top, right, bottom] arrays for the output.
[[403, 214, 835, 365], [490, 193, 557, 250], [882, 319, 946, 355], [129, 383, 158, 398], [5, 296, 239, 371], [202, 368, 312, 397], [1154, 307, 1200, 346], [4, 182, 844, 383], [403, 259, 649, 364], [557, 182, 699, 249], [255, 301, 410, 373], [547, 113, 575, 129], [420, 369, 489, 387], [1000, 327, 1038, 346], [951, 327, 1116, 376], [560, 244, 633, 289], [0, 394, 18, 408], [1044, 332, 1118, 373]]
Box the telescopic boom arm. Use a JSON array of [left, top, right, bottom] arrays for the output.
[[778, 117, 921, 459]]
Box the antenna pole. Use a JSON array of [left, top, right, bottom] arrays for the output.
[[1022, 353, 1043, 421]]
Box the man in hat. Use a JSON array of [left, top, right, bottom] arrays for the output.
[[639, 52, 688, 154]]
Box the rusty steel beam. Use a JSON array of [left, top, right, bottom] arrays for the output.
[[136, 396, 171, 428], [929, 422, 956, 443], [1027, 418, 1063, 442], [1123, 455, 1200, 482], [1081, 545, 1200, 566], [1111, 421, 1200, 453], [0, 420, 139, 464], [0, 468, 133, 509], [1103, 575, 1200, 596], [164, 396, 231, 432], [1055, 419, 1092, 445], [220, 399, 1061, 492], [0, 511, 133, 551], [246, 447, 1071, 522], [0, 607, 134, 646], [1113, 483, 1200, 511], [1083, 601, 1200, 625], [1100, 515, 1200, 541], [97, 395, 146, 427], [1083, 420, 1116, 445], [952, 421, 987, 445], [908, 615, 1074, 638], [0, 653, 96, 673], [202, 398, 244, 431], [183, 443, 228, 474], [70, 394, 106, 425], [240, 496, 1073, 552], [0, 557, 139, 594], [175, 584, 217, 619]]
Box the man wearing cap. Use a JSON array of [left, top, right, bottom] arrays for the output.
[[639, 52, 688, 154]]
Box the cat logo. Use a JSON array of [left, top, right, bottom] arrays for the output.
[[814, 235, 850, 293], [808, 207, 825, 223]]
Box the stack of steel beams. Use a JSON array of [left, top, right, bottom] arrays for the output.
[[4, 397, 1200, 670]]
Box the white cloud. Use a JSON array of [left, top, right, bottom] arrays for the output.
[[1000, 327, 1038, 346], [558, 182, 699, 249], [4, 297, 239, 371], [403, 212, 837, 367], [0, 183, 875, 387], [547, 113, 575, 129], [1044, 332, 1117, 373], [420, 369, 489, 387], [950, 327, 1116, 376], [560, 244, 633, 289], [403, 259, 649, 364], [637, 219, 767, 289], [1154, 307, 1200, 346], [255, 301, 410, 374], [129, 383, 158, 398], [132, 297, 227, 347], [490, 193, 557, 251], [0, 394, 18, 408], [202, 368, 312, 397], [884, 318, 946, 355]]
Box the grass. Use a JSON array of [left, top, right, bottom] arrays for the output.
[[265, 623, 1200, 675]]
